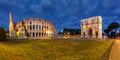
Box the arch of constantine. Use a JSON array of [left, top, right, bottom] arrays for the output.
[[81, 16, 102, 39]]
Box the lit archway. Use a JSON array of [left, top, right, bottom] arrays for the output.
[[88, 28, 92, 38]]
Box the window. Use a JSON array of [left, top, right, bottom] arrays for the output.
[[30, 21, 32, 24], [39, 25, 41, 29]]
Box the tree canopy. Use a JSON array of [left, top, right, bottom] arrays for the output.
[[108, 22, 119, 30], [104, 22, 120, 38]]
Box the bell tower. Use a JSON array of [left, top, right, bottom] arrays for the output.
[[9, 12, 14, 37]]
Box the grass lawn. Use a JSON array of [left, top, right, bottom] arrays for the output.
[[0, 39, 113, 60]]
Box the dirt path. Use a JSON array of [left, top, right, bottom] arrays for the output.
[[109, 40, 120, 60]]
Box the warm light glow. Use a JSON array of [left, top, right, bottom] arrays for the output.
[[117, 31, 119, 33], [67, 32, 70, 35], [47, 30, 52, 34], [16, 31, 20, 36]]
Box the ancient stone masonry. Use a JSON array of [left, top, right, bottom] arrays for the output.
[[81, 16, 102, 39], [9, 12, 56, 38], [9, 12, 16, 37]]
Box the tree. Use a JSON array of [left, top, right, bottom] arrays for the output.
[[104, 22, 120, 38], [58, 28, 81, 35], [104, 29, 111, 36], [0, 27, 7, 40], [108, 22, 119, 30]]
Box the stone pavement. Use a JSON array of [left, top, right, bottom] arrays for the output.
[[109, 40, 120, 60]]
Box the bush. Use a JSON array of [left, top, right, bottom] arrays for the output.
[[0, 27, 7, 41]]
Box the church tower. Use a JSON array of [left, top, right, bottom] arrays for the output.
[[9, 12, 14, 37]]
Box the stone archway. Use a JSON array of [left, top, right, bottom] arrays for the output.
[[81, 16, 102, 39], [88, 28, 92, 38]]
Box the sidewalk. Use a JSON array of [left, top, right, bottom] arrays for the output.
[[109, 40, 120, 60]]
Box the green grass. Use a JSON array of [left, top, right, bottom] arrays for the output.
[[0, 39, 113, 60]]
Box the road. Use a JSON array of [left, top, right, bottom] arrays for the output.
[[109, 40, 120, 60]]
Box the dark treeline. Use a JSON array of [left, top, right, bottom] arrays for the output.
[[0, 26, 7, 41], [58, 28, 81, 35]]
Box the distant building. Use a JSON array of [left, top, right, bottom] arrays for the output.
[[9, 12, 56, 38], [81, 16, 102, 39]]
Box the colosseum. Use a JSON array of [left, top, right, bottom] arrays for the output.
[[9, 12, 56, 38]]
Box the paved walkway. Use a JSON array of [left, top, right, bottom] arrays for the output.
[[109, 40, 120, 60]]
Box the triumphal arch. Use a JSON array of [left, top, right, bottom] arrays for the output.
[[81, 16, 102, 39]]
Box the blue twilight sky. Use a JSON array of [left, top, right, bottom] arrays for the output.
[[0, 0, 120, 32]]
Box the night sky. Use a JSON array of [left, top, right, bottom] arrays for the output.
[[0, 0, 120, 32]]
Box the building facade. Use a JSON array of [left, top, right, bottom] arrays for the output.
[[81, 16, 102, 39], [9, 12, 56, 38]]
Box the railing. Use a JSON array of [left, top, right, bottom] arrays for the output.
[[99, 40, 114, 60]]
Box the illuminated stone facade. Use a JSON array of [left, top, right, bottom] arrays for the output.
[[9, 12, 56, 38], [81, 16, 102, 39], [9, 12, 16, 37]]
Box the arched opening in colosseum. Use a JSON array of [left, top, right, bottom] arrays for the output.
[[36, 32, 38, 37], [33, 32, 35, 37]]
